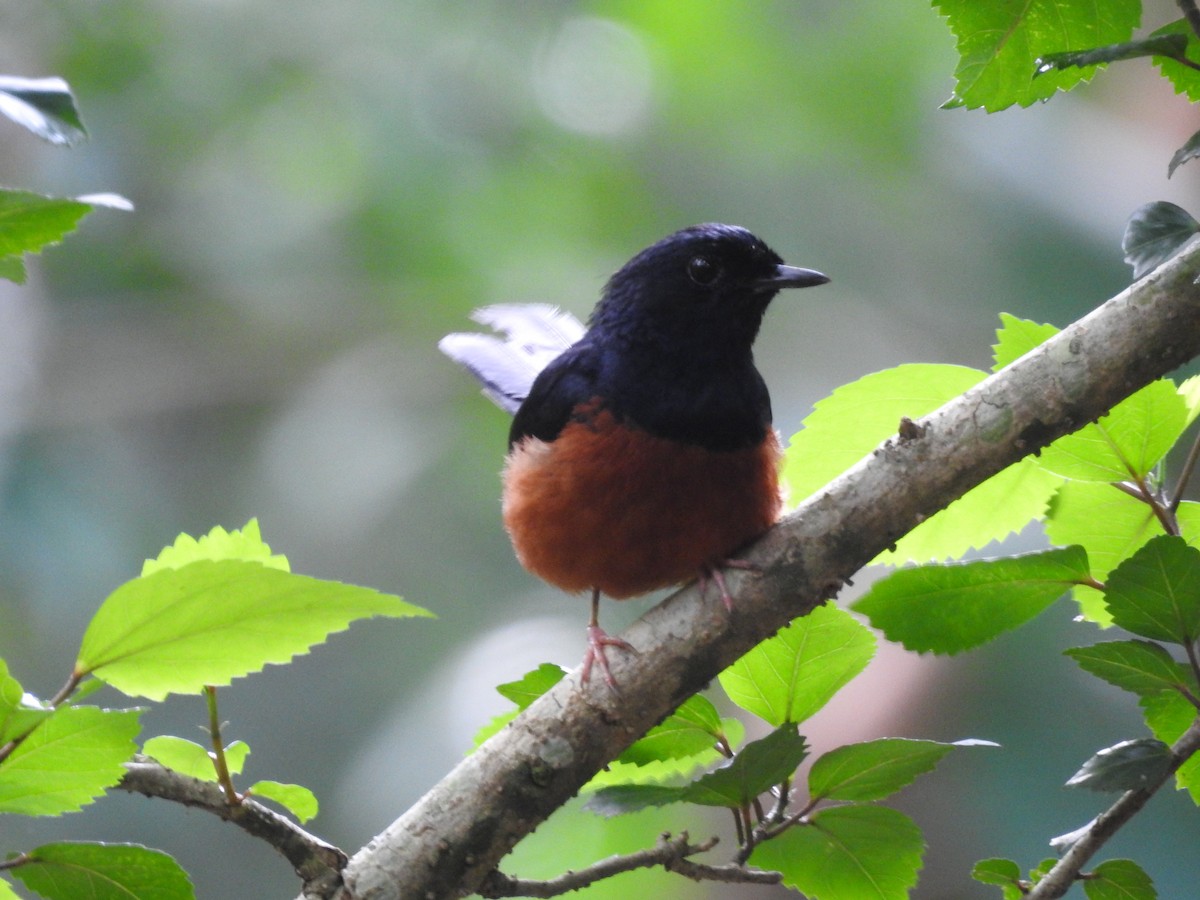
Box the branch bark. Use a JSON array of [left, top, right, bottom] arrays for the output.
[[325, 239, 1200, 900]]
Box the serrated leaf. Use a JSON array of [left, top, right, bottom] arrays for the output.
[[934, 0, 1139, 111], [1085, 859, 1157, 900], [1139, 691, 1200, 803], [682, 725, 808, 808], [0, 706, 141, 815], [0, 76, 86, 145], [248, 780, 318, 823], [617, 694, 725, 766], [141, 735, 249, 781], [0, 190, 92, 282], [1035, 34, 1189, 75], [143, 519, 289, 575], [750, 804, 924, 900], [992, 313, 1059, 372], [1104, 536, 1200, 645], [0, 878, 18, 899], [1123, 201, 1200, 280], [1037, 380, 1188, 482], [719, 604, 874, 726], [1179, 375, 1200, 429], [11, 842, 193, 900], [1066, 738, 1172, 792], [588, 717, 745, 788], [1152, 19, 1200, 102], [1065, 640, 1195, 698], [785, 362, 1060, 563], [1045, 481, 1167, 625], [583, 783, 690, 817], [809, 738, 990, 802], [1169, 129, 1200, 179], [471, 664, 566, 750], [0, 659, 51, 743], [971, 858, 1023, 898], [853, 546, 1087, 654], [77, 560, 431, 701]]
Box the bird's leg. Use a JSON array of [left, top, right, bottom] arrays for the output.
[[699, 558, 760, 612], [581, 588, 636, 689]]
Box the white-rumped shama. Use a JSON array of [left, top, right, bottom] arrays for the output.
[[440, 223, 829, 686]]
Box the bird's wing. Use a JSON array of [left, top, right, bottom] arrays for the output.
[[438, 304, 586, 414]]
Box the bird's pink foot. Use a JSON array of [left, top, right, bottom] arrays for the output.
[[582, 624, 637, 690], [699, 558, 760, 611]]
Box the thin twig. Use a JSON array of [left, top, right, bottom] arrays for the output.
[[1178, 0, 1200, 41], [1171, 427, 1200, 512], [204, 685, 242, 805], [120, 759, 345, 890], [475, 833, 780, 898], [1027, 717, 1200, 899]]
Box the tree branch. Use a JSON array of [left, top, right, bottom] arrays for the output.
[[324, 239, 1200, 900], [1027, 717, 1200, 899], [119, 760, 346, 893], [474, 832, 780, 897]]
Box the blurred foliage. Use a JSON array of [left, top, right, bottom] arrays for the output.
[[0, 1, 1198, 898]]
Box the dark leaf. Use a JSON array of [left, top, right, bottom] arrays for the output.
[[1035, 34, 1189, 75], [0, 75, 87, 145], [1122, 202, 1200, 280], [1169, 129, 1200, 178], [683, 725, 808, 809], [1065, 738, 1172, 792]]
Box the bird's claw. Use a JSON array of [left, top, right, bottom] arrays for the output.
[[582, 625, 637, 691]]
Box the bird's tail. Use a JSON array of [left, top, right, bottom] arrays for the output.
[[438, 304, 585, 414]]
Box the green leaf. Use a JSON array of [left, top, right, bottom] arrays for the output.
[[617, 694, 726, 766], [971, 858, 1023, 899], [682, 725, 808, 808], [750, 804, 924, 900], [0, 75, 87, 145], [77, 558, 431, 701], [1036, 380, 1188, 482], [1139, 691, 1200, 803], [0, 878, 19, 899], [1122, 201, 1200, 280], [1045, 481, 1169, 624], [853, 546, 1088, 654], [141, 735, 249, 781], [0, 659, 51, 743], [0, 706, 141, 815], [1169, 128, 1200, 179], [809, 738, 992, 802], [472, 664, 566, 750], [1085, 859, 1157, 900], [1035, 34, 1189, 75], [1065, 640, 1196, 698], [143, 519, 289, 575], [583, 783, 690, 817], [1152, 19, 1200, 102], [1065, 738, 1172, 793], [934, 0, 1140, 111], [0, 190, 92, 284], [248, 780, 318, 823], [719, 603, 874, 726], [1104, 536, 1200, 645], [588, 717, 744, 788], [991, 313, 1059, 372], [11, 842, 193, 900], [1179, 375, 1200, 429]]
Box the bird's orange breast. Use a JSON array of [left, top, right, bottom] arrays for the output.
[[502, 404, 782, 599]]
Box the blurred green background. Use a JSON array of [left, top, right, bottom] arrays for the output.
[[1, 1, 1198, 897]]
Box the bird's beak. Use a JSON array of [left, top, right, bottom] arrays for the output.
[[758, 264, 830, 289]]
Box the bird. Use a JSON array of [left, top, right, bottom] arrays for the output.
[[439, 223, 829, 687]]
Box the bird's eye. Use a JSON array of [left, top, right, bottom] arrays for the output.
[[687, 255, 720, 286]]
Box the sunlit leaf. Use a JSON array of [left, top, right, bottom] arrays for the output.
[[0, 190, 92, 284], [750, 804, 924, 899], [142, 735, 248, 781], [719, 604, 874, 726], [991, 312, 1058, 372], [0, 659, 51, 743], [1152, 19, 1200, 102], [1140, 691, 1200, 804], [616, 694, 726, 766], [248, 780, 318, 823], [143, 519, 289, 575], [853, 547, 1088, 654], [1104, 536, 1200, 645], [1065, 738, 1172, 793], [809, 737, 993, 802], [11, 842, 193, 900], [934, 0, 1139, 111], [588, 717, 743, 788], [0, 707, 141, 815], [472, 664, 566, 750], [77, 559, 431, 701], [0, 75, 86, 145], [971, 858, 1023, 900]]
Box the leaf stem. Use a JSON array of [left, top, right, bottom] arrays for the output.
[[204, 685, 242, 805], [48, 670, 84, 707], [1170, 426, 1200, 512]]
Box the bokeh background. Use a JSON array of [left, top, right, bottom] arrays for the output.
[[2, 1, 1199, 897]]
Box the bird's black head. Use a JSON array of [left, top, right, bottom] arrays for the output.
[[588, 223, 828, 354]]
